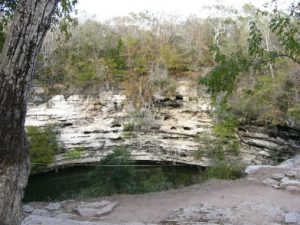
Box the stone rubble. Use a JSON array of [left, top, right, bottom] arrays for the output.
[[22, 200, 121, 224], [248, 156, 300, 194], [75, 201, 119, 218], [165, 202, 288, 225], [45, 202, 61, 211], [23, 205, 34, 214], [22, 215, 156, 225], [284, 212, 300, 224]]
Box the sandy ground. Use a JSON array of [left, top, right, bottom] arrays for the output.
[[84, 178, 299, 223]]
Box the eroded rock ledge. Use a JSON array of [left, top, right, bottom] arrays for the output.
[[26, 79, 300, 170]]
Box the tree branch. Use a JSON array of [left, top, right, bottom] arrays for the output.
[[252, 53, 300, 66]]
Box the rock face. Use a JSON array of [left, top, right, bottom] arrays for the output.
[[26, 80, 214, 168], [238, 125, 300, 165], [26, 79, 300, 169]]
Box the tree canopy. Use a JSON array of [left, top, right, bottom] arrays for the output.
[[201, 1, 300, 97]]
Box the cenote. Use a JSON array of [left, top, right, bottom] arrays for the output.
[[24, 161, 203, 202]]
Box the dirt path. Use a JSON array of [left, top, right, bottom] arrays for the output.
[[23, 160, 300, 225], [100, 178, 300, 223]]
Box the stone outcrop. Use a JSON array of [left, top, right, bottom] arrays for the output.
[[246, 155, 300, 194], [22, 200, 150, 225], [26, 79, 300, 170], [238, 125, 300, 165], [165, 202, 285, 225], [75, 201, 119, 217]]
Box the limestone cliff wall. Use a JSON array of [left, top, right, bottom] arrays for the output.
[[26, 79, 300, 169]]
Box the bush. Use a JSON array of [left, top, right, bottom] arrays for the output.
[[67, 148, 83, 159], [123, 123, 135, 132], [230, 72, 299, 125], [27, 126, 59, 171], [288, 104, 300, 120], [89, 147, 136, 194], [214, 117, 237, 138], [140, 168, 172, 192], [203, 160, 245, 180], [86, 147, 173, 196], [195, 130, 240, 161]]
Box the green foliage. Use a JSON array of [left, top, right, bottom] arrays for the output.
[[139, 168, 172, 192], [0, 0, 78, 52], [227, 140, 241, 156], [0, 0, 17, 51], [203, 160, 245, 180], [27, 126, 59, 171], [67, 148, 83, 159], [195, 115, 240, 161], [214, 117, 237, 138], [89, 147, 136, 194], [248, 21, 264, 56], [159, 44, 187, 71], [201, 2, 300, 127], [0, 23, 6, 51], [106, 39, 127, 71], [0, 0, 18, 24], [33, 15, 214, 95], [230, 72, 297, 124], [82, 147, 200, 197], [288, 104, 300, 120], [195, 134, 238, 162], [200, 47, 250, 95], [123, 123, 135, 132], [270, 14, 300, 57], [122, 123, 138, 139]]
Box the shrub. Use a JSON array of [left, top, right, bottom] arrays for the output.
[[288, 104, 300, 120], [203, 160, 245, 180], [214, 117, 237, 138], [27, 126, 59, 171], [195, 130, 240, 161], [140, 168, 172, 192], [90, 147, 136, 194], [149, 64, 177, 98], [86, 147, 173, 196], [230, 72, 299, 125], [122, 123, 136, 139], [123, 123, 135, 132], [67, 148, 83, 159]]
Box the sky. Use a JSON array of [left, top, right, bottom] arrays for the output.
[[77, 0, 288, 22]]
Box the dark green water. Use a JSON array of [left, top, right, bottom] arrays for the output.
[[24, 163, 202, 202]]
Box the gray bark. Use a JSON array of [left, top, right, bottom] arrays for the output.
[[0, 0, 58, 224]]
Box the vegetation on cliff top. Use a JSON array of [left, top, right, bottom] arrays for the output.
[[201, 3, 300, 125], [29, 3, 300, 127]]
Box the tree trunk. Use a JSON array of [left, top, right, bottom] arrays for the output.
[[0, 1, 58, 224]]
